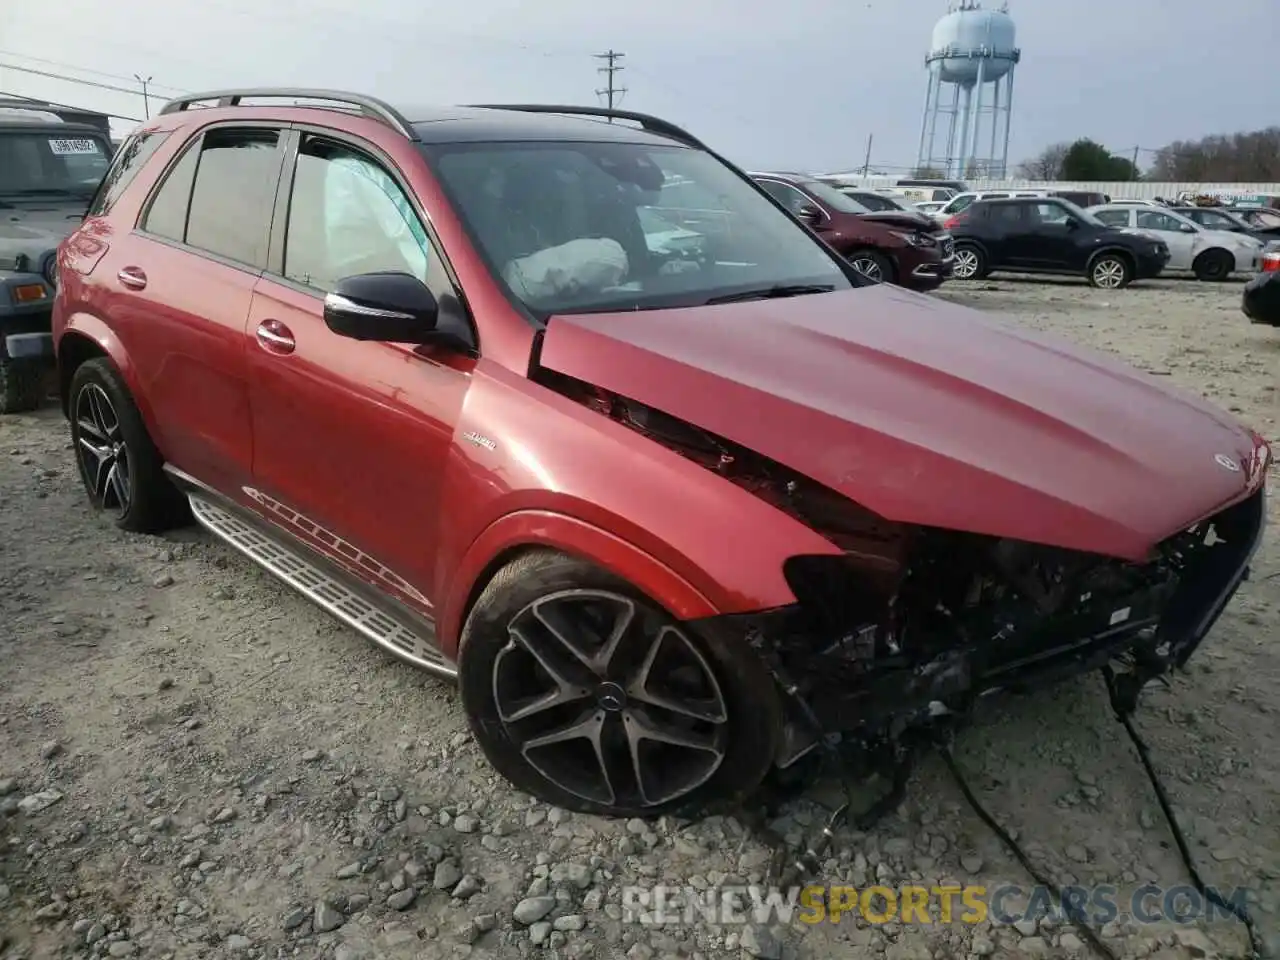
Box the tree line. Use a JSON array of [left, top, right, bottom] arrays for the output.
[[1011, 127, 1280, 182]]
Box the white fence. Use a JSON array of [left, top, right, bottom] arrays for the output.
[[819, 175, 1280, 203]]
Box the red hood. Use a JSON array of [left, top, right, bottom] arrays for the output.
[[539, 285, 1264, 561]]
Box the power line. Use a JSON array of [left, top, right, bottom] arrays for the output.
[[0, 49, 186, 93], [0, 90, 142, 123], [594, 50, 626, 115], [0, 59, 150, 99]]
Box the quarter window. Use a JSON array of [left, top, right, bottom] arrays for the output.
[[88, 129, 170, 217], [283, 137, 432, 292]]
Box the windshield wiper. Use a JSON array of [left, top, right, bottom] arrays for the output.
[[705, 283, 835, 305]]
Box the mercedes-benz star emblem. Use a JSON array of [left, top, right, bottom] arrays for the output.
[[596, 682, 626, 712], [1215, 453, 1241, 472]]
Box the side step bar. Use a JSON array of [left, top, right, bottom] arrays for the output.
[[181, 487, 456, 681]]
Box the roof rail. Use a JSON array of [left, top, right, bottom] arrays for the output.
[[465, 104, 705, 149], [156, 88, 419, 141]]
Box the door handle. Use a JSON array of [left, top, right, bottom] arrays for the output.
[[117, 266, 147, 290], [255, 319, 296, 355]]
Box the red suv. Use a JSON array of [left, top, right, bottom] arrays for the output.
[[54, 89, 1270, 819], [751, 172, 955, 289]]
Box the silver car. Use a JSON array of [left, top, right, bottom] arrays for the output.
[[1087, 204, 1263, 281]]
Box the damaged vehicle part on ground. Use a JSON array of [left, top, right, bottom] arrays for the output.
[[52, 89, 1271, 827]]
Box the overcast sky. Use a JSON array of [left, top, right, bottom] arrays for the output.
[[2, 0, 1275, 174]]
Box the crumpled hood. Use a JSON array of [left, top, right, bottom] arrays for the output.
[[0, 199, 87, 270], [539, 285, 1262, 560]]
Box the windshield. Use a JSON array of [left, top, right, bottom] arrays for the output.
[[424, 140, 852, 315], [797, 178, 869, 214], [0, 130, 112, 197]]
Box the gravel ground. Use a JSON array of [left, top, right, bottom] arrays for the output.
[[1, 276, 1277, 960]]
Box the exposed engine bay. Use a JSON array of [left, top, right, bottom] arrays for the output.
[[543, 370, 1267, 770]]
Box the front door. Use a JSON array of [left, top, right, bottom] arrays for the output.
[[245, 130, 475, 616], [1018, 200, 1085, 270], [1134, 209, 1197, 269]]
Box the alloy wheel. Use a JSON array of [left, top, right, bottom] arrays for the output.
[[491, 589, 729, 810], [1092, 259, 1126, 288], [952, 248, 979, 279], [74, 383, 131, 515], [849, 257, 885, 283]]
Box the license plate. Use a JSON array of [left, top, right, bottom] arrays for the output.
[[47, 138, 101, 156]]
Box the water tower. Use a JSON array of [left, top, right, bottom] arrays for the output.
[[916, 0, 1020, 180]]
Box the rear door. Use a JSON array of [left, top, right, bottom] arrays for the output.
[[92, 123, 286, 494], [980, 201, 1033, 268]]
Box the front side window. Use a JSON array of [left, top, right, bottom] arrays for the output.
[[1094, 209, 1131, 228], [1136, 211, 1187, 233], [425, 140, 851, 315], [283, 137, 432, 292]]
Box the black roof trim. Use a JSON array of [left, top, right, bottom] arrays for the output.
[[464, 104, 704, 149]]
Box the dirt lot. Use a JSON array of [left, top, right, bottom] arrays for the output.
[[1, 276, 1277, 960]]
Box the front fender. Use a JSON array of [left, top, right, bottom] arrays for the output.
[[437, 509, 717, 659]]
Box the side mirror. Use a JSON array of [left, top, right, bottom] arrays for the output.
[[1181, 223, 1197, 233], [323, 272, 439, 343], [1064, 216, 1080, 230], [796, 205, 824, 227]]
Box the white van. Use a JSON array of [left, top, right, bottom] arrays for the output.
[[932, 189, 1051, 221]]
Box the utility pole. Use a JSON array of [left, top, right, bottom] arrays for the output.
[[594, 50, 626, 119], [1131, 145, 1140, 179], [135, 74, 153, 119], [861, 133, 874, 176]]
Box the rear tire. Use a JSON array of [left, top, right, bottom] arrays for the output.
[[0, 357, 44, 414], [458, 550, 782, 818], [68, 357, 188, 533], [1192, 249, 1233, 282], [848, 249, 895, 285], [951, 242, 986, 280]]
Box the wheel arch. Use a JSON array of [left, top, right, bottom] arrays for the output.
[[439, 510, 724, 662], [1192, 246, 1235, 269], [56, 315, 155, 430], [1087, 246, 1135, 273]]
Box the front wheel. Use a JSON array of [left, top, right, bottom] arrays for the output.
[[848, 249, 895, 285], [951, 243, 986, 280], [1088, 253, 1133, 289], [458, 550, 782, 818]]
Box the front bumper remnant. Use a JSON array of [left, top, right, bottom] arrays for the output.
[[696, 489, 1267, 771]]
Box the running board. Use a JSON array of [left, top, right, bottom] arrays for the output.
[[185, 491, 456, 680]]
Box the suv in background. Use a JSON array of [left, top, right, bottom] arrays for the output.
[[52, 90, 1269, 819], [0, 109, 113, 411], [930, 189, 1051, 223], [945, 197, 1170, 288], [751, 172, 954, 289]]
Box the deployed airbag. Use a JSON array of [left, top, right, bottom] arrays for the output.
[[503, 238, 629, 301]]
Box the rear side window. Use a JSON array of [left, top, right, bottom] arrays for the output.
[[141, 127, 282, 269], [87, 129, 170, 217]]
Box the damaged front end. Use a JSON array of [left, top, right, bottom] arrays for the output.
[[541, 369, 1268, 775]]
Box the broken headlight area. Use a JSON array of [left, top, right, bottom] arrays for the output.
[[700, 486, 1266, 773]]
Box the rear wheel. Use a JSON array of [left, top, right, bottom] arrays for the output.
[[848, 250, 894, 285], [1088, 253, 1132, 289], [68, 357, 187, 533], [951, 243, 986, 280], [458, 550, 782, 817], [1192, 249, 1233, 282], [0, 357, 44, 414]]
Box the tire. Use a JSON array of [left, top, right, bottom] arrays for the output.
[[951, 242, 986, 280], [1088, 252, 1133, 289], [0, 357, 44, 414], [848, 249, 895, 285], [68, 357, 187, 533], [1192, 249, 1233, 282], [458, 549, 783, 818]]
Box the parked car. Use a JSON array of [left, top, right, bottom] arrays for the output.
[[1088, 204, 1263, 281], [1, 108, 114, 412], [750, 172, 954, 288], [54, 90, 1270, 818], [1226, 206, 1280, 239], [1242, 251, 1280, 325], [1052, 190, 1110, 208], [931, 189, 1052, 222], [945, 197, 1170, 288], [1168, 205, 1273, 244]]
